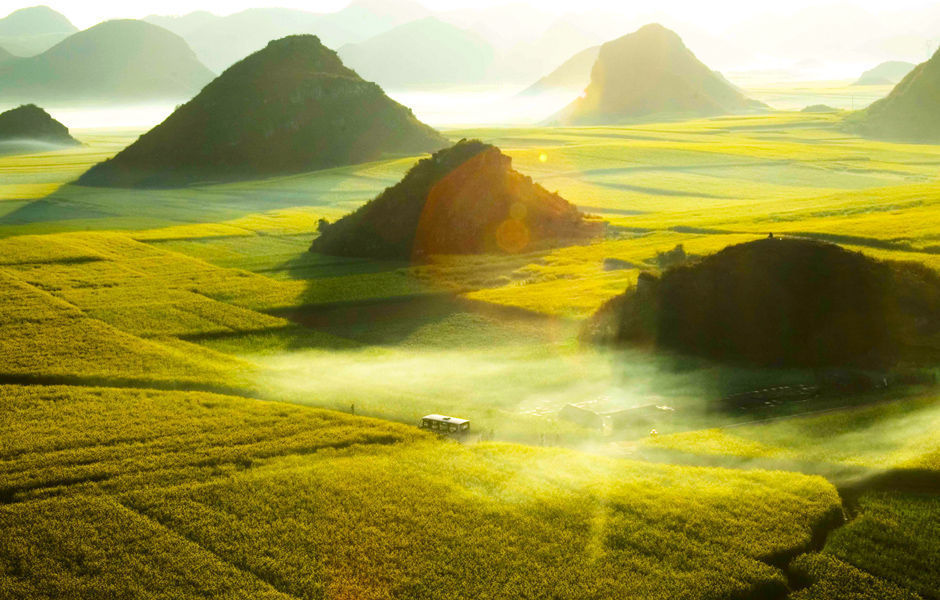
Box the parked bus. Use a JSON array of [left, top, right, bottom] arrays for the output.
[[420, 414, 470, 435]]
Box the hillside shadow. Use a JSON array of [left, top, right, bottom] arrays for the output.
[[0, 196, 108, 225], [0, 158, 414, 234], [273, 250, 410, 281]]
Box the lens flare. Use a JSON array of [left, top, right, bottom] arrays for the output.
[[495, 218, 530, 253]]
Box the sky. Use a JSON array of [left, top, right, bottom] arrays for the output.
[[12, 0, 940, 30]]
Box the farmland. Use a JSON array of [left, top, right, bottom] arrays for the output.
[[0, 111, 938, 598], [0, 385, 844, 600]]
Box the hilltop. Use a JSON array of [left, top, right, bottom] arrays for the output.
[[0, 104, 78, 147], [849, 50, 940, 142], [77, 35, 446, 188], [583, 237, 940, 368], [0, 5, 76, 57], [312, 139, 602, 260], [338, 18, 495, 88], [0, 20, 213, 104], [520, 45, 599, 95], [802, 104, 839, 113], [0, 5, 75, 37], [553, 24, 766, 125], [853, 61, 915, 86]]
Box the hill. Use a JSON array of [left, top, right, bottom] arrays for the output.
[[145, 1, 429, 72], [143, 11, 219, 39], [553, 24, 766, 125], [338, 18, 495, 88], [145, 8, 325, 73], [492, 18, 605, 85], [0, 5, 75, 37], [583, 237, 940, 368], [311, 139, 602, 260], [315, 0, 430, 46], [0, 383, 844, 600], [520, 45, 599, 95], [0, 104, 78, 147], [0, 20, 213, 105], [853, 61, 915, 86], [850, 49, 940, 142], [0, 5, 76, 57], [802, 104, 839, 113], [76, 35, 447, 188]]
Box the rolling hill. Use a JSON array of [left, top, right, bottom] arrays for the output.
[[0, 5, 76, 57], [0, 104, 78, 147], [850, 49, 940, 142], [338, 17, 495, 88], [853, 61, 916, 86], [311, 139, 602, 260], [584, 237, 940, 368], [0, 20, 214, 105], [553, 24, 766, 125], [76, 35, 447, 188]]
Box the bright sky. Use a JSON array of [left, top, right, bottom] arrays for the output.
[[12, 0, 940, 29]]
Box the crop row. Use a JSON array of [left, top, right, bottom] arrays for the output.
[[0, 385, 423, 502]]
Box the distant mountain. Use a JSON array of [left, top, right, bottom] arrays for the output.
[[145, 9, 324, 73], [802, 104, 839, 113], [143, 11, 219, 39], [315, 0, 430, 45], [311, 139, 602, 260], [0, 6, 75, 36], [853, 61, 916, 86], [76, 35, 447, 188], [850, 49, 940, 143], [338, 18, 495, 88], [0, 20, 214, 105], [145, 0, 430, 73], [0, 46, 14, 63], [520, 46, 599, 95], [553, 24, 767, 125], [0, 5, 76, 56], [0, 104, 78, 148], [492, 19, 605, 84]]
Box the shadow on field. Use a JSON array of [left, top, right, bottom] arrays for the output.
[[271, 250, 410, 281], [278, 293, 563, 348], [0, 195, 107, 225]]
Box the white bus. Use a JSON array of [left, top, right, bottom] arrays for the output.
[[420, 414, 470, 434]]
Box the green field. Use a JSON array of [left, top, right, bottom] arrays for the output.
[[1, 385, 844, 600], [1, 112, 938, 598]]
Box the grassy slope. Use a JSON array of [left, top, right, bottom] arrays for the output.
[[0, 113, 938, 598], [0, 385, 842, 600]]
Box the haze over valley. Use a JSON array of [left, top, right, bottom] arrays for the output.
[[0, 2, 938, 599]]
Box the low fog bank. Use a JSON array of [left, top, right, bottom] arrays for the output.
[[228, 338, 837, 445], [0, 103, 179, 131], [385, 85, 574, 127]]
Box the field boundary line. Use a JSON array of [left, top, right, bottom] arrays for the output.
[[114, 499, 308, 600]]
